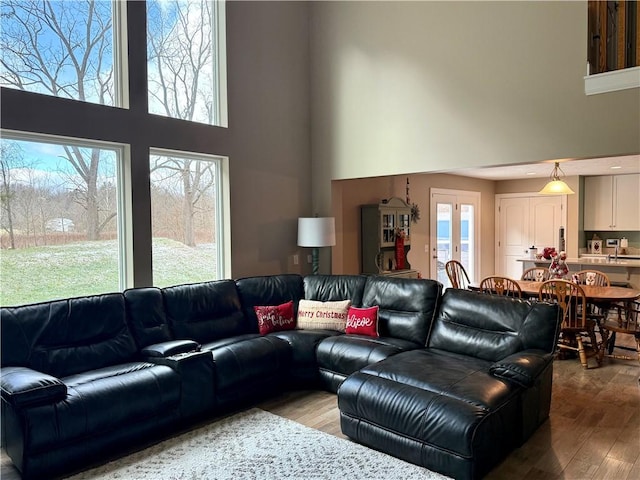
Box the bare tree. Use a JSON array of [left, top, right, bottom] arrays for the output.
[[0, 142, 23, 248], [0, 0, 113, 102], [151, 156, 215, 246], [1, 0, 113, 241], [148, 0, 214, 123], [147, 0, 218, 247], [62, 146, 116, 240], [2, 0, 218, 245]]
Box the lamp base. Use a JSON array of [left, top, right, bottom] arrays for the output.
[[312, 247, 319, 275]]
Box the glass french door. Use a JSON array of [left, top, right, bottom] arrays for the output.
[[430, 189, 480, 287]]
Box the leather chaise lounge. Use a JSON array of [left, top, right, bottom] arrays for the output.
[[1, 274, 560, 480], [339, 289, 559, 479]]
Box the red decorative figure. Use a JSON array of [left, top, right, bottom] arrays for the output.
[[395, 229, 405, 270]]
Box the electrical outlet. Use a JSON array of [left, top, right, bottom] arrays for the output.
[[307, 255, 312, 264], [424, 244, 429, 253], [293, 255, 299, 265]]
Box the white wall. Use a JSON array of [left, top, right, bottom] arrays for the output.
[[310, 1, 640, 211]]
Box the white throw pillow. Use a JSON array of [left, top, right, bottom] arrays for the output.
[[297, 299, 351, 332]]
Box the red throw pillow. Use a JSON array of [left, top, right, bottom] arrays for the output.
[[346, 306, 379, 337], [254, 301, 296, 335]]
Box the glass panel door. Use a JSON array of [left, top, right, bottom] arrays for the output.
[[435, 200, 453, 285], [460, 202, 475, 282], [430, 189, 480, 288]]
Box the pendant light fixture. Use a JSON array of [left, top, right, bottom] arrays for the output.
[[539, 162, 575, 195]]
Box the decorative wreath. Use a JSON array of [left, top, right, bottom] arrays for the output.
[[410, 203, 420, 224]]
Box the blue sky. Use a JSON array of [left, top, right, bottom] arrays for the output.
[[2, 138, 117, 190], [1, 0, 214, 186]]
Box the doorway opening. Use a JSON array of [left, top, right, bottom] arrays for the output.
[[430, 189, 480, 287]]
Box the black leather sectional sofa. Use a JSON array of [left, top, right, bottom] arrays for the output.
[[1, 274, 560, 480]]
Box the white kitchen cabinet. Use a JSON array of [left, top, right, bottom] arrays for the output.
[[614, 174, 640, 230], [584, 174, 640, 231], [496, 194, 565, 279]]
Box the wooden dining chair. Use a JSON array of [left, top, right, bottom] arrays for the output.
[[538, 279, 601, 369], [572, 270, 610, 287], [479, 276, 522, 298], [600, 300, 640, 364], [445, 260, 471, 289], [521, 267, 550, 282], [572, 269, 611, 326]]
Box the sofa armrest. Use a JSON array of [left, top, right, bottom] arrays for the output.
[[141, 339, 200, 358], [489, 349, 553, 388], [0, 366, 67, 408], [146, 350, 215, 417], [149, 349, 212, 369]]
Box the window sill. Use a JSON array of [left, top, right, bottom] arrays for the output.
[[584, 66, 640, 95]]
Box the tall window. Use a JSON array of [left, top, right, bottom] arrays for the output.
[[0, 1, 229, 306], [147, 0, 226, 126], [0, 134, 124, 306], [150, 149, 223, 287], [0, 0, 118, 106]]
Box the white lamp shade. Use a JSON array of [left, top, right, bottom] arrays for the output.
[[298, 217, 336, 247]]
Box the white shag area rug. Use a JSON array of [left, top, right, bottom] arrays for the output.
[[66, 408, 450, 480]]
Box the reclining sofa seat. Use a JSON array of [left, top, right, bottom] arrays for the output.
[[266, 274, 367, 387], [124, 286, 215, 417], [315, 275, 442, 392], [1, 293, 182, 480], [162, 278, 294, 408], [338, 288, 560, 480]]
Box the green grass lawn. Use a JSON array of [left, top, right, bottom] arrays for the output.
[[0, 238, 218, 306]]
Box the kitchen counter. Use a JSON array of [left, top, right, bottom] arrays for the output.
[[517, 257, 640, 284], [517, 257, 640, 268]]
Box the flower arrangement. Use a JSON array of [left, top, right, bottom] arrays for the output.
[[542, 247, 557, 260], [548, 250, 568, 279]]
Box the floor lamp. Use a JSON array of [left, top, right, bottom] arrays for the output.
[[297, 217, 336, 275]]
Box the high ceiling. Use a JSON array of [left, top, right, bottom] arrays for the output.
[[445, 154, 640, 181]]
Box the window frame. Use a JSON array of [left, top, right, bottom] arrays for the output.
[[0, 0, 230, 305], [0, 128, 132, 296], [145, 0, 228, 127], [0, 0, 123, 108], [149, 147, 230, 285]]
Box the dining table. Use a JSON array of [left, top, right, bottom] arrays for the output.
[[469, 280, 640, 302], [513, 280, 640, 302]]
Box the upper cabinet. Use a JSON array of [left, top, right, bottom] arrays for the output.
[[584, 174, 640, 231]]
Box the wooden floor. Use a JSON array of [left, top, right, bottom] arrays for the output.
[[258, 351, 640, 480], [2, 346, 639, 479]]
